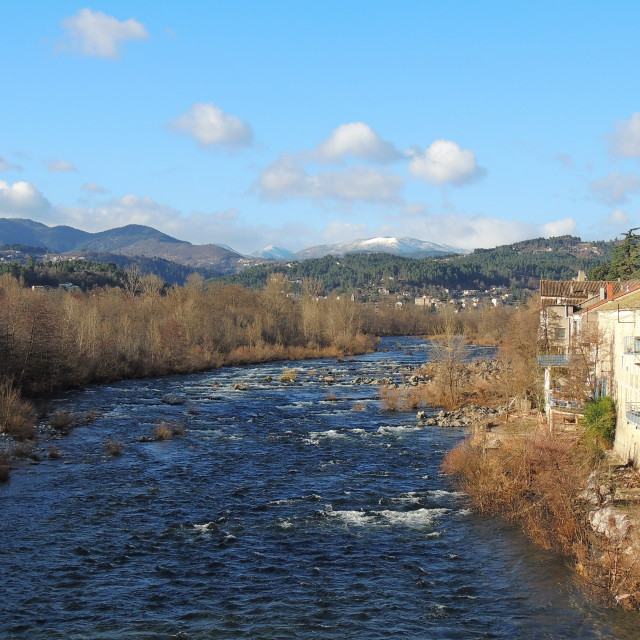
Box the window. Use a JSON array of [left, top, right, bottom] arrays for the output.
[[554, 328, 566, 340], [624, 336, 640, 353]]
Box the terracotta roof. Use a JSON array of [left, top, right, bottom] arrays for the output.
[[540, 280, 607, 299], [540, 280, 640, 307], [580, 287, 640, 314]]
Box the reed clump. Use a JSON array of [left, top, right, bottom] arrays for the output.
[[0, 379, 35, 441], [155, 422, 174, 441], [50, 409, 75, 432], [104, 438, 123, 456], [154, 420, 185, 441]]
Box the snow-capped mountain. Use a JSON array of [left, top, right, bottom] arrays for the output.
[[251, 245, 294, 260], [292, 237, 466, 260]]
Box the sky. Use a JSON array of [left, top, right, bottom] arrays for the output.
[[2, 1, 640, 255]]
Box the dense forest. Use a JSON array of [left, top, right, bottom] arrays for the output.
[[216, 236, 610, 297], [0, 248, 207, 286]]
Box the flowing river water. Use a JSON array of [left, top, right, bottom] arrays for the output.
[[2, 337, 640, 639]]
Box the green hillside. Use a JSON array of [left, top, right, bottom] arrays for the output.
[[217, 235, 610, 297]]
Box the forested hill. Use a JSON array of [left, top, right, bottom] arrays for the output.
[[215, 235, 611, 296]]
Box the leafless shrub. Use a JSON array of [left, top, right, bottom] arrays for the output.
[[47, 446, 63, 459], [0, 379, 35, 441], [105, 438, 123, 456], [326, 392, 338, 402], [440, 427, 640, 607], [379, 385, 402, 411], [155, 422, 173, 441], [12, 441, 35, 459], [443, 429, 588, 552], [50, 409, 75, 432]]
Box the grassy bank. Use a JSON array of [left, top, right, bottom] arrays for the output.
[[442, 421, 640, 608]]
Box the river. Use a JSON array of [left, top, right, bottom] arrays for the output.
[[2, 336, 639, 638]]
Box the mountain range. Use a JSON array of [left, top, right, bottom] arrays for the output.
[[0, 218, 465, 271]]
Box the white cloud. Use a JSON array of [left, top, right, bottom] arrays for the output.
[[47, 160, 77, 173], [256, 155, 403, 203], [408, 139, 484, 185], [609, 112, 640, 157], [590, 171, 640, 205], [81, 182, 109, 194], [168, 102, 253, 149], [540, 217, 577, 237], [316, 122, 401, 163], [603, 209, 630, 228], [0, 157, 22, 172], [60, 194, 181, 232], [0, 180, 51, 215], [60, 8, 149, 59]]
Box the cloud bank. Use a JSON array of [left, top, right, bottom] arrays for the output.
[[256, 155, 403, 203]]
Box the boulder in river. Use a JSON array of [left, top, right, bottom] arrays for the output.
[[161, 393, 187, 405]]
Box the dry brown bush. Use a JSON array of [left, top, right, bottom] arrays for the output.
[[281, 368, 298, 383], [155, 422, 174, 441], [379, 385, 403, 411], [0, 379, 35, 441], [105, 438, 123, 456], [443, 429, 589, 552], [50, 409, 75, 432], [442, 427, 640, 607]]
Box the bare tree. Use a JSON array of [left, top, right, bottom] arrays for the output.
[[429, 306, 468, 409]]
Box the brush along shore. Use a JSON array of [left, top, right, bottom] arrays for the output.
[[442, 415, 640, 609]]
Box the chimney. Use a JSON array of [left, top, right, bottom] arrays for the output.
[[600, 287, 606, 301], [607, 282, 614, 300]]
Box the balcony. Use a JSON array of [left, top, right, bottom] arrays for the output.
[[549, 396, 584, 410], [626, 402, 640, 427]]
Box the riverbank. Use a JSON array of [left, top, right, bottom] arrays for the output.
[[442, 416, 640, 609], [0, 336, 379, 478]]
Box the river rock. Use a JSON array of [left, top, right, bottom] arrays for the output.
[[589, 506, 631, 541], [162, 393, 187, 405]]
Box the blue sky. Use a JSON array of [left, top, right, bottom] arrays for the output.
[[2, 1, 640, 254]]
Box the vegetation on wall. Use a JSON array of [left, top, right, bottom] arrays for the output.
[[583, 395, 617, 451]]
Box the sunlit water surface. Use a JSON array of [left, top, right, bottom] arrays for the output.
[[2, 337, 639, 638]]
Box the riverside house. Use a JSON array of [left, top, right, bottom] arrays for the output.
[[540, 277, 640, 466]]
